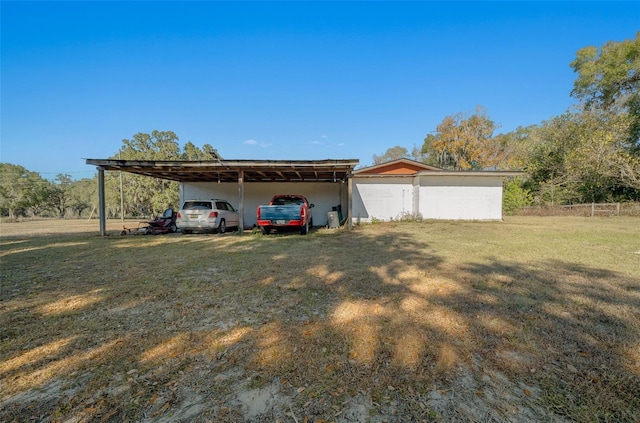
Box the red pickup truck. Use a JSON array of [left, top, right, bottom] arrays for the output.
[[256, 195, 314, 235]]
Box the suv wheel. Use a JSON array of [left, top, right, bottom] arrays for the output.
[[218, 219, 226, 234]]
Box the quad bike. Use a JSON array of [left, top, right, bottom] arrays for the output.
[[121, 208, 177, 235]]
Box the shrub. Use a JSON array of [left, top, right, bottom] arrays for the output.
[[503, 178, 533, 215]]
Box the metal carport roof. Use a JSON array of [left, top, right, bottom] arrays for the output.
[[85, 159, 359, 183]]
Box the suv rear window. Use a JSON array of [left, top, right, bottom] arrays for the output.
[[182, 201, 213, 210]]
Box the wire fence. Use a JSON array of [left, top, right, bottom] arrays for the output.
[[518, 202, 640, 217]]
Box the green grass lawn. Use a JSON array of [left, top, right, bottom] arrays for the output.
[[1, 216, 639, 422]]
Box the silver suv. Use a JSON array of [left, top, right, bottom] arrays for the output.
[[176, 199, 239, 234]]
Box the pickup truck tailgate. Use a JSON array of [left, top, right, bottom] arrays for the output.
[[258, 205, 302, 222]]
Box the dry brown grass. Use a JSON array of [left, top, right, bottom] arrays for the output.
[[1, 217, 639, 422]]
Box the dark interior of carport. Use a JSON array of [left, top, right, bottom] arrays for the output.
[[85, 159, 360, 235]]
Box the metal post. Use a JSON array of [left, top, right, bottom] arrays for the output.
[[119, 153, 124, 222], [98, 167, 107, 236], [238, 169, 244, 234], [347, 173, 353, 230]]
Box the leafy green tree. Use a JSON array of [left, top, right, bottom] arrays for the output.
[[68, 177, 96, 217], [490, 125, 538, 171], [108, 131, 181, 217], [120, 130, 181, 160], [372, 146, 410, 164], [571, 32, 640, 150], [47, 174, 73, 217], [566, 110, 638, 201], [522, 110, 639, 204], [418, 133, 440, 167], [105, 131, 220, 217], [0, 163, 50, 219], [202, 144, 222, 160], [183, 142, 221, 160], [521, 114, 575, 204]]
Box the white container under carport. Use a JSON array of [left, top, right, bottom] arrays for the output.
[[327, 211, 340, 228]]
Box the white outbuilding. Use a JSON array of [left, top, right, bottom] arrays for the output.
[[353, 159, 522, 222]]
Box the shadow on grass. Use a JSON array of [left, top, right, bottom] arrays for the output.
[[1, 224, 639, 422]]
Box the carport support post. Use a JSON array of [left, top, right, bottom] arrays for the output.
[[238, 169, 244, 234], [348, 173, 353, 230], [98, 167, 107, 236]]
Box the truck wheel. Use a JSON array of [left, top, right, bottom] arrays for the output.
[[300, 221, 309, 235], [260, 226, 269, 235]]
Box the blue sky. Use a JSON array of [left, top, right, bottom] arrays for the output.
[[2, 1, 638, 179]]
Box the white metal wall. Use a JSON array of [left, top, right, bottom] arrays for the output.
[[352, 177, 414, 223], [418, 175, 503, 220], [352, 174, 504, 222], [181, 174, 505, 228], [180, 182, 346, 228]]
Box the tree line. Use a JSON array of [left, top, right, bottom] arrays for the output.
[[0, 131, 218, 220], [2, 33, 638, 219], [0, 167, 95, 220]]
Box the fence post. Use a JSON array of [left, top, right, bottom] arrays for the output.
[[591, 202, 595, 217]]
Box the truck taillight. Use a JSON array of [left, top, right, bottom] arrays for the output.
[[301, 206, 305, 217], [209, 211, 218, 218], [257, 207, 260, 219]]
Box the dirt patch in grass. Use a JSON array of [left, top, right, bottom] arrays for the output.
[[1, 217, 639, 422]]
